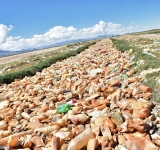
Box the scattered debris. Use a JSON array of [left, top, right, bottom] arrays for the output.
[[0, 38, 159, 149]]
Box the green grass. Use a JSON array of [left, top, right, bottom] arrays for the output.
[[110, 38, 133, 52], [144, 76, 160, 103], [133, 52, 160, 73]]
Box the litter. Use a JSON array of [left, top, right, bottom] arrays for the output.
[[0, 38, 158, 149]]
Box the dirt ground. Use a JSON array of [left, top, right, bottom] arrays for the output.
[[0, 46, 63, 65]]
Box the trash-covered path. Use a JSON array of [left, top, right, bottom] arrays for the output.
[[0, 38, 160, 150]]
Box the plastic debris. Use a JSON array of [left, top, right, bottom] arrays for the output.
[[122, 74, 128, 79], [57, 104, 71, 113], [89, 68, 103, 76], [0, 38, 158, 149]]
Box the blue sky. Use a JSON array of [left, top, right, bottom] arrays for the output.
[[0, 0, 160, 51]]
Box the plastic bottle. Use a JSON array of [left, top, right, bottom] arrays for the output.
[[122, 74, 128, 79], [57, 104, 71, 113]]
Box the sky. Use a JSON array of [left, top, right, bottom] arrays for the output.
[[0, 0, 160, 51]]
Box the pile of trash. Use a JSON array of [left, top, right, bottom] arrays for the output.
[[0, 39, 160, 150]]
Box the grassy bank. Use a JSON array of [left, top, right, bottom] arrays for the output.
[[110, 37, 160, 102], [110, 38, 133, 52], [0, 42, 96, 85]]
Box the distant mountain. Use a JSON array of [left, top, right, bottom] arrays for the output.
[[42, 34, 115, 49], [0, 34, 115, 58], [0, 50, 22, 58], [94, 34, 115, 39]]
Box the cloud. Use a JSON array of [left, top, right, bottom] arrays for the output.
[[0, 21, 121, 51], [127, 26, 134, 29], [127, 25, 139, 30], [0, 24, 13, 43]]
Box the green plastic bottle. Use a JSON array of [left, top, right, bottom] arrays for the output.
[[122, 74, 128, 79], [57, 104, 71, 113]]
